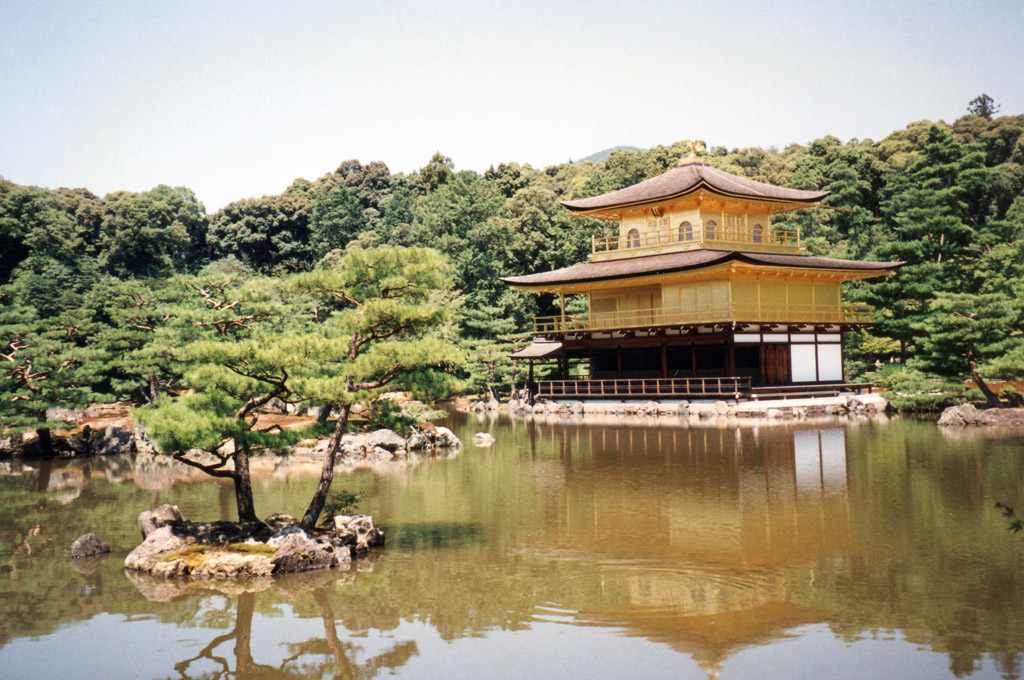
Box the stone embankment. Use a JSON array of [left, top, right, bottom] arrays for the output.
[[937, 403, 1024, 427], [121, 504, 384, 581], [290, 426, 461, 463], [1, 398, 462, 466], [1, 404, 148, 459], [465, 393, 888, 421]]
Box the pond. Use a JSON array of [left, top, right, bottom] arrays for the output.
[[1, 411, 1023, 679]]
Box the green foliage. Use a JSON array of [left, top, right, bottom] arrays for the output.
[[99, 186, 206, 277], [311, 184, 367, 256], [321, 490, 362, 525], [981, 344, 1024, 381], [873, 364, 967, 412], [968, 94, 1001, 121], [206, 194, 314, 274], [843, 329, 902, 380], [367, 399, 418, 436], [0, 299, 112, 430], [127, 245, 462, 522]]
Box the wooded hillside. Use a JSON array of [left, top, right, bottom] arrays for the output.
[[3, 96, 1024, 423]]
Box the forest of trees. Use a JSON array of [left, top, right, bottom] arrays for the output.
[[4, 96, 1024, 431]]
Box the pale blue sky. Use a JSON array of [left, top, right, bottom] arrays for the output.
[[1, 0, 1021, 212]]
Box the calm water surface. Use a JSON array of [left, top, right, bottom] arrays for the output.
[[2, 412, 1023, 679]]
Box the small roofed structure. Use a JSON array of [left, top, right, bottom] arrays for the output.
[[510, 340, 564, 389], [501, 151, 903, 401]]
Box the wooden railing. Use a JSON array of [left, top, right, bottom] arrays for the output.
[[533, 303, 874, 333], [592, 223, 800, 258], [537, 377, 752, 399], [749, 382, 874, 400]]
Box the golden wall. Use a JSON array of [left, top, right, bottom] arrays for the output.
[[588, 275, 842, 317]]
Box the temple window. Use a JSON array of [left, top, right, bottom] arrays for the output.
[[626, 228, 641, 248], [752, 223, 764, 243], [648, 215, 668, 231], [678, 221, 693, 241], [705, 220, 717, 240]]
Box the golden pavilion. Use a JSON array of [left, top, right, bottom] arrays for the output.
[[501, 153, 902, 400]]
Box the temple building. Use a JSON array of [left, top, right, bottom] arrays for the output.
[[501, 153, 902, 400]]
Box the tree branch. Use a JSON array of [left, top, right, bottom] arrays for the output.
[[193, 313, 270, 336], [331, 290, 361, 307], [172, 451, 236, 479]]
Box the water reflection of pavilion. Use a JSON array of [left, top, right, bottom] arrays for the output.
[[520, 421, 855, 674]]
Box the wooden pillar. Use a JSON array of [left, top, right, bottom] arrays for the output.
[[528, 360, 535, 403], [616, 346, 623, 378], [559, 351, 569, 380], [661, 340, 668, 379], [726, 333, 735, 375]]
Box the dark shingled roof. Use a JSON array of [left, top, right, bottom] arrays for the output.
[[561, 160, 829, 213], [510, 340, 563, 359], [501, 249, 903, 288]]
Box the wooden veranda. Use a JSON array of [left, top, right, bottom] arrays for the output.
[[532, 378, 873, 402]]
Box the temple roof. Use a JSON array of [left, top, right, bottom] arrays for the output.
[[561, 159, 829, 214], [501, 249, 903, 289], [510, 340, 563, 359]]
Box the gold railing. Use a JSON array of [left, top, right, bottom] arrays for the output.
[[592, 223, 800, 257], [533, 302, 873, 333]]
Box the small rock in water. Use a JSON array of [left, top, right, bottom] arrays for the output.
[[937, 403, 980, 427], [472, 432, 496, 447], [70, 533, 110, 559], [333, 514, 385, 554]]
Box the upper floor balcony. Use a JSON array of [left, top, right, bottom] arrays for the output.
[[533, 301, 873, 335], [592, 222, 800, 261]]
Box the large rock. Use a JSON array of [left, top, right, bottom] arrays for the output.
[[435, 426, 461, 449], [365, 429, 407, 452], [139, 504, 185, 538], [191, 551, 275, 579], [847, 394, 888, 414], [333, 514, 385, 554], [124, 525, 191, 572], [70, 533, 110, 558], [268, 529, 345, 573], [93, 425, 135, 456], [406, 425, 462, 451], [937, 403, 981, 427], [46, 407, 86, 424]]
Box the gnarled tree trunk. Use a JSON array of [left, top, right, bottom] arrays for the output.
[[232, 444, 258, 523], [300, 403, 352, 531], [970, 360, 1002, 409]]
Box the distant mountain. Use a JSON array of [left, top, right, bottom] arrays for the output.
[[577, 145, 644, 164]]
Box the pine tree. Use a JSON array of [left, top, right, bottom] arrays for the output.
[[864, 126, 992, 360], [134, 246, 462, 527]]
